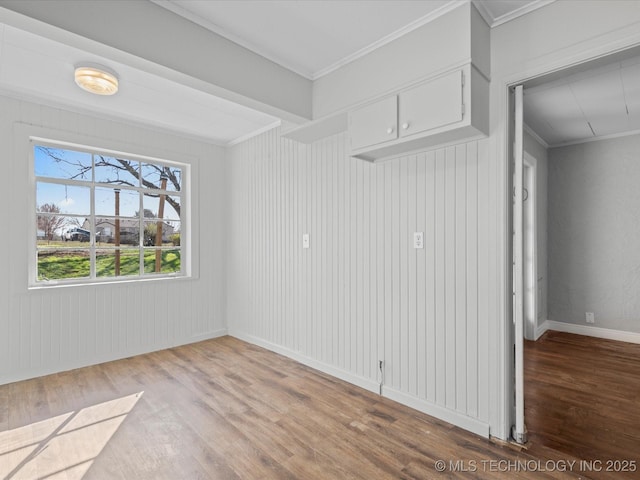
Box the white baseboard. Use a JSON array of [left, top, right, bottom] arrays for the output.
[[534, 320, 550, 340], [189, 328, 229, 343], [538, 320, 640, 344], [228, 330, 380, 394], [382, 387, 490, 438], [0, 328, 228, 387], [229, 329, 490, 439]]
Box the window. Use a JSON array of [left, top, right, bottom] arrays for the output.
[[34, 143, 185, 285]]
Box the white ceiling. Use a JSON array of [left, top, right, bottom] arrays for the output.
[[154, 0, 455, 80], [154, 0, 552, 80], [524, 55, 640, 147], [0, 23, 280, 145], [0, 0, 555, 145]]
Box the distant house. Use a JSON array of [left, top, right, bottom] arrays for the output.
[[82, 217, 175, 244]]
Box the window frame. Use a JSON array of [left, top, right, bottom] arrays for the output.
[[25, 127, 193, 289]]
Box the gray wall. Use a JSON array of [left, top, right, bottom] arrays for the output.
[[548, 133, 640, 333], [524, 131, 548, 335]]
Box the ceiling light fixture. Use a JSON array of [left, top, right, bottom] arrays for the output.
[[74, 64, 119, 95]]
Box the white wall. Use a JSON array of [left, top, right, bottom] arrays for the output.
[[548, 134, 640, 334], [227, 128, 500, 437], [0, 95, 228, 385], [229, 0, 640, 441]]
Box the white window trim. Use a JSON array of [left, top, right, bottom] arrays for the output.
[[16, 123, 197, 289]]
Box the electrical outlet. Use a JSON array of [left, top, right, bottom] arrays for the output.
[[413, 232, 424, 249], [585, 312, 595, 324]]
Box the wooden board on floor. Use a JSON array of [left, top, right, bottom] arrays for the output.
[[1, 335, 628, 479], [525, 331, 640, 480]]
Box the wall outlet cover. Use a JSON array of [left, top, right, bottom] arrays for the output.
[[413, 232, 424, 249]]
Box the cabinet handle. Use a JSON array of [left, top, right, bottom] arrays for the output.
[[402, 122, 410, 130], [386, 127, 394, 134]]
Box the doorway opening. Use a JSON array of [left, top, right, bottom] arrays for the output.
[[510, 44, 640, 464]]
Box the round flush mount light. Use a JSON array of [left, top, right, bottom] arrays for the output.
[[74, 64, 119, 95]]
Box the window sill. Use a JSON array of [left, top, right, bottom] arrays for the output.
[[28, 273, 193, 291]]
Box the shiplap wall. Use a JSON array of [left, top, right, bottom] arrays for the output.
[[228, 127, 499, 436], [0, 95, 228, 385]]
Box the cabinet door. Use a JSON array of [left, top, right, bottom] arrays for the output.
[[349, 95, 398, 151], [399, 69, 463, 138]]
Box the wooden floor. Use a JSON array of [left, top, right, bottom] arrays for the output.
[[0, 335, 633, 480], [525, 331, 640, 479]]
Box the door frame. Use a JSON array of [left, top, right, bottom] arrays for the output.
[[512, 84, 526, 444], [501, 35, 640, 443]]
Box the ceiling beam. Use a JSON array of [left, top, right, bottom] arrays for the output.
[[0, 0, 312, 123]]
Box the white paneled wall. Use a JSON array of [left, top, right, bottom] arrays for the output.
[[0, 95, 228, 385], [228, 127, 498, 436]]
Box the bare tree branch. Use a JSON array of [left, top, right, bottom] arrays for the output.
[[37, 147, 181, 218], [36, 147, 91, 180]]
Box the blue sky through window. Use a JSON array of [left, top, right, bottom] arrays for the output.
[[35, 145, 182, 234]]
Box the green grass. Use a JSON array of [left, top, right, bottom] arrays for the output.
[[38, 249, 181, 281], [38, 251, 91, 280], [143, 250, 181, 274], [96, 250, 143, 277]]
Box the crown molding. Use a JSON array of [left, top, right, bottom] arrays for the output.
[[227, 120, 282, 147], [150, 0, 314, 79], [550, 128, 640, 148], [312, 1, 467, 80], [523, 123, 549, 149]]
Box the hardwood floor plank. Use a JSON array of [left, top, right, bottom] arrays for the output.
[[2, 335, 621, 479], [525, 331, 640, 480]]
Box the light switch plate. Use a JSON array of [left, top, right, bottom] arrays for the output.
[[303, 233, 310, 249], [413, 232, 424, 249]]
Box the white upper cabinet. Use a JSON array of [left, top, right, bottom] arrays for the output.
[[286, 4, 490, 153], [349, 96, 398, 151], [349, 63, 488, 162], [399, 69, 463, 138]]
